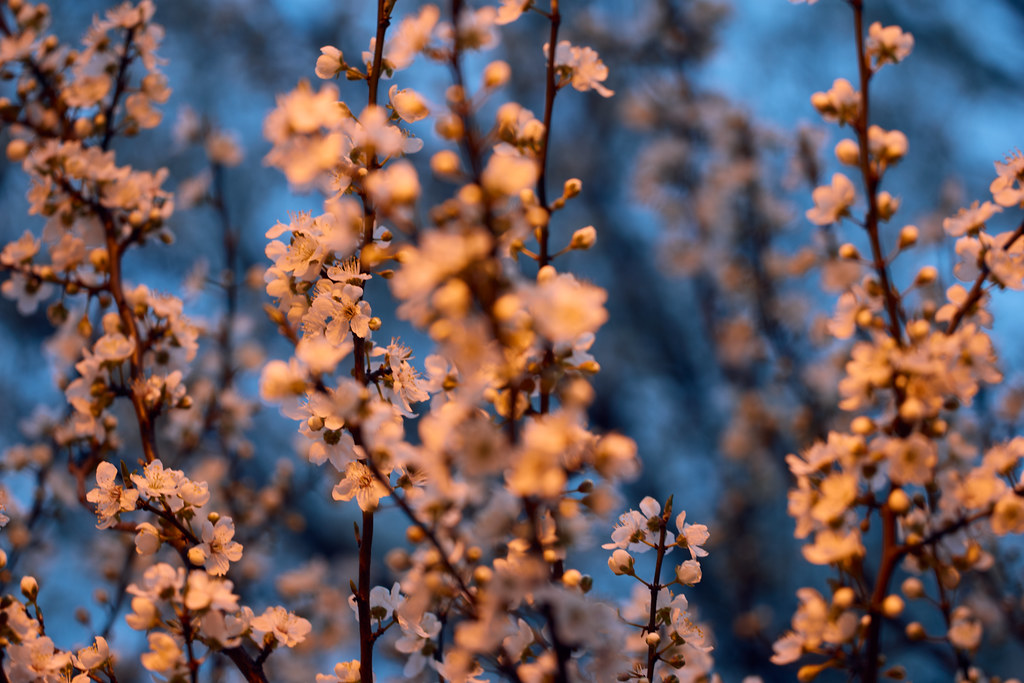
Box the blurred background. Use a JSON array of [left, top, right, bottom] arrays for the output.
[[5, 0, 1024, 680]]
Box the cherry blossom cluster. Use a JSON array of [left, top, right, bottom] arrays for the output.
[[256, 1, 717, 681], [777, 2, 1024, 682], [0, 1, 291, 681], [605, 496, 712, 682]]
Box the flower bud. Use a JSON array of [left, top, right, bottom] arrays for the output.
[[833, 586, 855, 609], [608, 548, 634, 575], [645, 632, 661, 646], [6, 138, 29, 162], [134, 523, 161, 556], [563, 178, 582, 198], [570, 226, 597, 250], [901, 577, 925, 599], [882, 594, 905, 618], [915, 265, 937, 285], [899, 224, 919, 248], [676, 559, 702, 585], [21, 576, 39, 600], [888, 489, 911, 515], [483, 60, 511, 89], [835, 139, 859, 165], [850, 416, 875, 435], [810, 91, 832, 112], [905, 621, 927, 641], [838, 243, 860, 260], [435, 114, 464, 141], [877, 191, 899, 220], [562, 569, 582, 588], [187, 546, 206, 566], [430, 149, 461, 176]]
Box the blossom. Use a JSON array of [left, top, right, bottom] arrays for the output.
[[524, 267, 608, 344], [1, 271, 53, 315], [251, 606, 313, 647], [810, 78, 860, 125], [496, 0, 530, 25], [482, 151, 538, 197], [866, 22, 914, 67], [349, 582, 404, 623], [388, 85, 429, 123], [86, 461, 139, 529], [395, 612, 442, 676], [802, 528, 864, 565], [675, 510, 710, 560], [315, 45, 346, 79], [5, 636, 71, 682], [306, 281, 372, 343], [72, 636, 110, 672], [943, 200, 1001, 237], [332, 461, 390, 511], [317, 661, 363, 683], [806, 173, 855, 225], [547, 40, 614, 97], [130, 459, 183, 500], [140, 633, 184, 679], [192, 516, 244, 575], [385, 4, 439, 70], [604, 497, 673, 553], [184, 571, 240, 612], [990, 150, 1024, 207], [947, 606, 983, 651]]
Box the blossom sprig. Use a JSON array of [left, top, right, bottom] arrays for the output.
[[783, 3, 1024, 681], [606, 496, 714, 682]]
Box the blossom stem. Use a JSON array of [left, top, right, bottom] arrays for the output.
[[222, 646, 269, 683], [357, 510, 375, 683], [862, 492, 896, 683], [181, 608, 201, 683], [101, 26, 138, 151], [850, 0, 904, 348], [536, 0, 560, 269], [645, 501, 671, 681]]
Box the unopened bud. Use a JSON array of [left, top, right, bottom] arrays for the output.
[[888, 489, 911, 515], [483, 60, 511, 89], [89, 248, 109, 272], [905, 621, 926, 641], [73, 117, 93, 139], [563, 178, 582, 198], [850, 416, 875, 435], [430, 149, 461, 176], [899, 225, 919, 248], [187, 547, 206, 566], [835, 139, 859, 165], [20, 576, 39, 600], [877, 191, 899, 221], [435, 114, 464, 141], [839, 243, 860, 260], [810, 92, 832, 112], [6, 138, 29, 162], [833, 586, 855, 609], [570, 226, 596, 250], [882, 594, 905, 618], [915, 266, 937, 285]]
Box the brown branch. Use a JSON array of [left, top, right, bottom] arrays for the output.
[[850, 0, 903, 349]]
